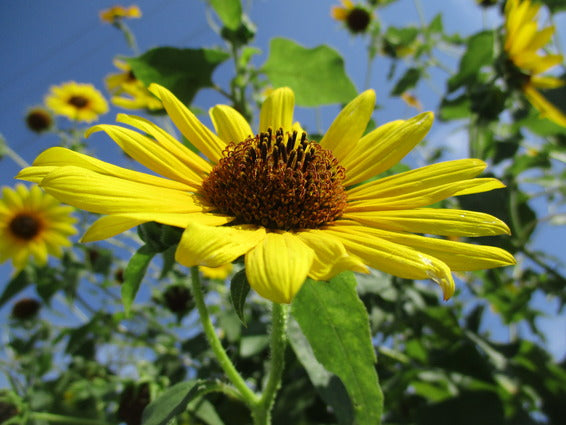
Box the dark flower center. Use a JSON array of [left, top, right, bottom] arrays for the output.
[[26, 109, 52, 133], [68, 95, 89, 109], [347, 7, 371, 33], [9, 213, 42, 240], [201, 128, 347, 230]]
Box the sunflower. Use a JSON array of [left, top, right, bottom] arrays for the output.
[[105, 59, 163, 111], [45, 82, 109, 123], [331, 0, 372, 34], [17, 84, 515, 304], [100, 5, 142, 24], [0, 184, 77, 271], [504, 0, 566, 127]]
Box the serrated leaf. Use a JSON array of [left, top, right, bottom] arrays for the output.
[[230, 269, 250, 326], [210, 0, 242, 30], [448, 31, 494, 92], [127, 47, 230, 105], [292, 272, 383, 425], [122, 245, 156, 316], [142, 380, 222, 425], [0, 270, 29, 309], [263, 38, 357, 106]]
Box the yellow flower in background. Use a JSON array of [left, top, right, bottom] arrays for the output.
[[18, 84, 515, 304], [200, 263, 233, 280], [331, 0, 372, 34], [105, 59, 163, 111], [100, 5, 142, 23], [504, 0, 566, 127], [45, 82, 109, 123], [0, 184, 77, 271]]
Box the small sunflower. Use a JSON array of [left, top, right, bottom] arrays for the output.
[[45, 82, 109, 123], [331, 0, 372, 34], [504, 0, 566, 126], [25, 107, 53, 133], [105, 59, 163, 111], [100, 5, 142, 24], [0, 184, 77, 271], [18, 84, 515, 304]]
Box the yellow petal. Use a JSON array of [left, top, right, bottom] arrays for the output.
[[39, 166, 204, 215], [116, 113, 212, 176], [210, 104, 253, 144], [342, 112, 434, 186], [319, 89, 376, 161], [87, 124, 202, 190], [245, 232, 314, 304], [325, 223, 455, 300], [149, 83, 226, 163], [16, 147, 191, 191], [524, 84, 566, 127], [297, 229, 368, 280], [175, 223, 266, 268], [343, 208, 510, 236], [259, 87, 295, 133], [530, 76, 565, 90]]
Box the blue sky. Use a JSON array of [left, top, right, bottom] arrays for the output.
[[0, 0, 565, 357]]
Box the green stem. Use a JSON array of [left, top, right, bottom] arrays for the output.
[[190, 267, 259, 406], [30, 412, 111, 425], [252, 303, 288, 425]]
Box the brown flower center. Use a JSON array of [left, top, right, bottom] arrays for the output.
[[9, 213, 42, 240], [68, 95, 89, 109], [201, 128, 347, 230], [346, 7, 371, 33]]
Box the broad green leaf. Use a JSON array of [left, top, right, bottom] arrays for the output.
[[189, 398, 225, 425], [391, 67, 422, 96], [0, 270, 29, 309], [292, 272, 383, 425], [429, 13, 443, 33], [439, 95, 471, 120], [230, 269, 250, 326], [448, 31, 494, 92], [127, 47, 230, 105], [122, 245, 156, 316], [209, 0, 242, 30], [263, 38, 357, 106], [288, 318, 354, 425], [142, 380, 223, 425]]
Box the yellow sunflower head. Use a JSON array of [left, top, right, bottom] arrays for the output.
[[105, 60, 163, 112], [45, 82, 109, 123], [331, 0, 373, 34], [0, 184, 77, 271], [503, 0, 566, 126], [18, 84, 515, 304], [100, 5, 142, 24]]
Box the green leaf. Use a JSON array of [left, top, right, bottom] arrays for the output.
[[439, 95, 471, 120], [122, 245, 156, 316], [263, 38, 357, 106], [142, 380, 222, 425], [127, 47, 230, 105], [448, 31, 494, 92], [209, 0, 242, 30], [230, 269, 250, 326], [391, 67, 422, 96], [541, 0, 566, 13], [288, 318, 354, 425], [292, 272, 383, 425], [429, 13, 443, 33], [0, 270, 29, 309]]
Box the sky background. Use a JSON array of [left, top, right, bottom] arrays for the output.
[[0, 0, 565, 358]]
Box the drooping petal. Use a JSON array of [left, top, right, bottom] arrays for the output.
[[86, 124, 202, 189], [343, 208, 510, 237], [175, 223, 266, 268], [245, 232, 314, 304], [296, 229, 368, 280], [259, 87, 295, 133], [336, 225, 516, 272], [39, 166, 205, 215], [16, 147, 192, 191], [210, 104, 253, 144], [319, 90, 376, 161], [149, 83, 226, 163], [523, 84, 566, 127], [342, 112, 434, 186], [324, 222, 455, 300], [116, 113, 212, 175]]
